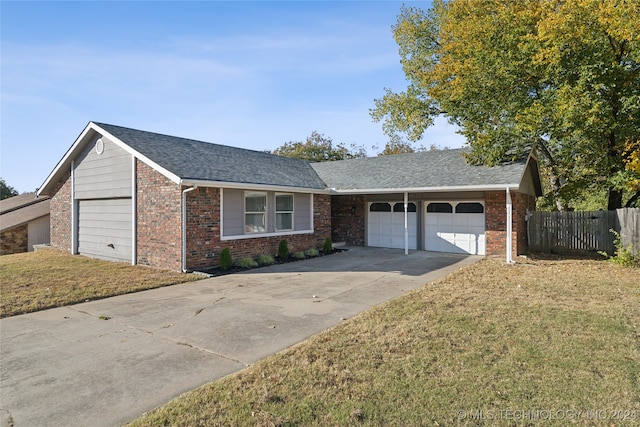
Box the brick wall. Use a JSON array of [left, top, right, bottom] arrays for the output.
[[0, 224, 28, 255], [485, 190, 535, 257], [136, 160, 182, 271], [185, 191, 332, 270], [49, 171, 72, 252], [514, 191, 536, 255], [330, 195, 365, 246], [185, 187, 219, 269]]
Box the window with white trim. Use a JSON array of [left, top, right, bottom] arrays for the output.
[[275, 193, 294, 231], [245, 191, 267, 233]]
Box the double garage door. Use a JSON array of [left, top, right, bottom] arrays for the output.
[[77, 199, 132, 262], [367, 201, 485, 255]]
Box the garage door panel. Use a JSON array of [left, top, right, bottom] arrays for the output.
[[78, 199, 132, 263], [78, 227, 132, 240], [425, 202, 485, 255], [367, 202, 417, 250]]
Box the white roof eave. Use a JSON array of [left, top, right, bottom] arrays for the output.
[[180, 179, 331, 194], [328, 184, 522, 195]]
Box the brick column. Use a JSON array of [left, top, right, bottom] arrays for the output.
[[49, 171, 72, 253], [136, 160, 182, 271]]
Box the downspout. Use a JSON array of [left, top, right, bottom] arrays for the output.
[[131, 156, 137, 266], [71, 160, 77, 255], [506, 187, 514, 264], [182, 185, 198, 272], [404, 192, 409, 255]]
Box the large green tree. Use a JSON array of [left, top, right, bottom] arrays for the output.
[[372, 0, 640, 210], [271, 131, 367, 162]]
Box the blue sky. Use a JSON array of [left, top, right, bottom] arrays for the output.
[[1, 1, 464, 193]]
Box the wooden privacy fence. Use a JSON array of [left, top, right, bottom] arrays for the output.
[[527, 208, 640, 256]]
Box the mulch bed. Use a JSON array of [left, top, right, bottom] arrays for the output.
[[193, 248, 346, 277]]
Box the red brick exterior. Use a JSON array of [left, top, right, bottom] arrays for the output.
[[184, 187, 219, 269], [330, 195, 365, 246], [1, 224, 28, 255], [184, 191, 332, 270], [485, 190, 535, 257], [136, 161, 182, 271], [49, 171, 72, 253]]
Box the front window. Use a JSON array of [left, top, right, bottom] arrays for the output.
[[276, 193, 293, 231], [245, 191, 266, 233]]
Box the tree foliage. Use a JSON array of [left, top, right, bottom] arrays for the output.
[[372, 0, 640, 210], [0, 177, 19, 200], [377, 135, 416, 156], [271, 131, 367, 162]]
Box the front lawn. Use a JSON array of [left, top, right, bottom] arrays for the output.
[[129, 257, 639, 426], [0, 249, 203, 318]]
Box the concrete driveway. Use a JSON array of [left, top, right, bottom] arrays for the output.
[[1, 247, 480, 427]]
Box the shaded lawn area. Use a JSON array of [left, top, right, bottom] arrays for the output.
[[129, 258, 640, 426], [0, 249, 203, 318]]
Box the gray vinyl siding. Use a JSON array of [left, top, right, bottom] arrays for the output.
[[74, 137, 132, 200], [222, 189, 244, 236], [27, 215, 50, 251], [77, 199, 132, 262], [222, 189, 313, 238], [294, 193, 312, 230]]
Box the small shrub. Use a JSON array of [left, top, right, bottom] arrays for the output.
[[257, 254, 275, 266], [600, 229, 639, 267], [236, 257, 258, 268], [219, 248, 233, 270], [323, 237, 333, 255], [305, 248, 320, 257], [292, 251, 306, 259], [278, 239, 289, 260]]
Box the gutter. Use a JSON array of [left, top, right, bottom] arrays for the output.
[[181, 185, 198, 272], [181, 179, 329, 194], [328, 184, 521, 195]]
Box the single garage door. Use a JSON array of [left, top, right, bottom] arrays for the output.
[[77, 199, 132, 262], [425, 202, 485, 255], [367, 202, 418, 250]]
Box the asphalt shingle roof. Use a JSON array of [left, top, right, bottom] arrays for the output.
[[311, 149, 526, 191], [0, 193, 50, 231], [95, 123, 327, 190]]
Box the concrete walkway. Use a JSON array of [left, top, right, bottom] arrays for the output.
[[0, 247, 480, 427]]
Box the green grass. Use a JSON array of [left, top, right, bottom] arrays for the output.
[[0, 249, 203, 318], [129, 258, 640, 426]]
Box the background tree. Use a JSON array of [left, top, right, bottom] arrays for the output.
[[0, 178, 19, 200], [371, 0, 640, 210], [377, 135, 416, 156], [271, 131, 366, 162]]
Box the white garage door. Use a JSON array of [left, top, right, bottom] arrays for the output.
[[425, 202, 485, 255], [77, 199, 132, 262], [367, 202, 418, 250]]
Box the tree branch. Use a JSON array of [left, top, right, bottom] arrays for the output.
[[625, 190, 640, 208]]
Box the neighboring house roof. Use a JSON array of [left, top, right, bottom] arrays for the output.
[[38, 121, 542, 197], [312, 148, 542, 195], [0, 193, 50, 232]]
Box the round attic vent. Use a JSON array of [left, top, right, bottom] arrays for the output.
[[95, 138, 105, 155]]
